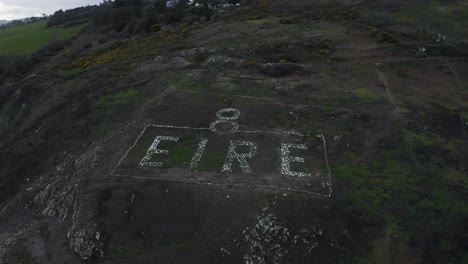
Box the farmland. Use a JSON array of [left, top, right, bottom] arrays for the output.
[[0, 20, 86, 56]]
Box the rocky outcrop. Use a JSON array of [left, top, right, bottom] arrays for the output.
[[260, 63, 310, 78], [33, 146, 104, 260], [0, 144, 105, 262]]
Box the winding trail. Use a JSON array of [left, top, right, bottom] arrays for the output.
[[376, 65, 401, 114]]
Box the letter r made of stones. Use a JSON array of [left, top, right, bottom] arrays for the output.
[[222, 140, 258, 173], [139, 136, 179, 167]]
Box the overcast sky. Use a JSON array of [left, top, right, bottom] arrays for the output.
[[0, 0, 103, 20]]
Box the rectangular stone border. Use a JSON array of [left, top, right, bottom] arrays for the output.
[[110, 124, 333, 197]]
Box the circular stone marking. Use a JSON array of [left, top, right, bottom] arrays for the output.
[[210, 108, 241, 134], [216, 108, 241, 120]]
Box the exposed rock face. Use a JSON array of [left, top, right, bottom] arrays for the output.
[[260, 63, 310, 77], [241, 208, 291, 264], [219, 207, 347, 264], [35, 146, 104, 260], [0, 145, 105, 262], [204, 55, 244, 68], [0, 84, 21, 135]]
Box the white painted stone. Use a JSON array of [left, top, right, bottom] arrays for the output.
[[222, 140, 258, 173], [216, 108, 241, 120], [189, 138, 208, 170], [280, 143, 311, 177], [210, 108, 241, 134], [209, 120, 239, 134], [139, 136, 180, 167]]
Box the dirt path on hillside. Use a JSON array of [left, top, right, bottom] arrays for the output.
[[376, 66, 401, 114]]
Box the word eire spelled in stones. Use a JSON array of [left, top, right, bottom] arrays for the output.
[[112, 108, 333, 197]]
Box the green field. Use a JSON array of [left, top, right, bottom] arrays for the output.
[[0, 20, 86, 56]]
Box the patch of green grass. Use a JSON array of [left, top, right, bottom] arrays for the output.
[[316, 66, 335, 80], [166, 134, 197, 167], [335, 125, 468, 263], [241, 79, 274, 98], [172, 75, 204, 93], [403, 129, 458, 152], [199, 151, 226, 171], [0, 20, 87, 56], [350, 64, 373, 75], [211, 81, 238, 93], [164, 240, 200, 250], [432, 97, 459, 111], [441, 167, 468, 189], [334, 136, 414, 220], [91, 89, 145, 136], [135, 146, 150, 157], [353, 88, 384, 103], [108, 247, 142, 260], [248, 17, 280, 26], [97, 89, 141, 109], [463, 112, 468, 120], [409, 132, 438, 146], [370, 225, 394, 264]]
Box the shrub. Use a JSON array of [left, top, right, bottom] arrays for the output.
[[63, 47, 74, 57], [319, 49, 331, 56], [377, 33, 387, 43], [244, 59, 257, 67], [150, 24, 161, 32], [369, 28, 379, 37]]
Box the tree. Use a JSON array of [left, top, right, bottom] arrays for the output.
[[226, 0, 241, 6], [128, 0, 144, 6], [114, 0, 126, 8], [154, 0, 167, 14], [177, 0, 190, 9], [191, 5, 207, 22], [192, 0, 215, 20]]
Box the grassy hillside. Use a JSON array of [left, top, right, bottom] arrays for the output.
[[0, 1, 467, 263], [0, 20, 86, 56]]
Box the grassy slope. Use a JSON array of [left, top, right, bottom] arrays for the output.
[[0, 20, 86, 56], [1, 3, 467, 263], [361, 0, 468, 39], [46, 16, 466, 262]]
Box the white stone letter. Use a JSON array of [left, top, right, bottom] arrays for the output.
[[139, 136, 179, 167], [222, 141, 258, 173], [189, 138, 208, 170], [280, 143, 311, 177]]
